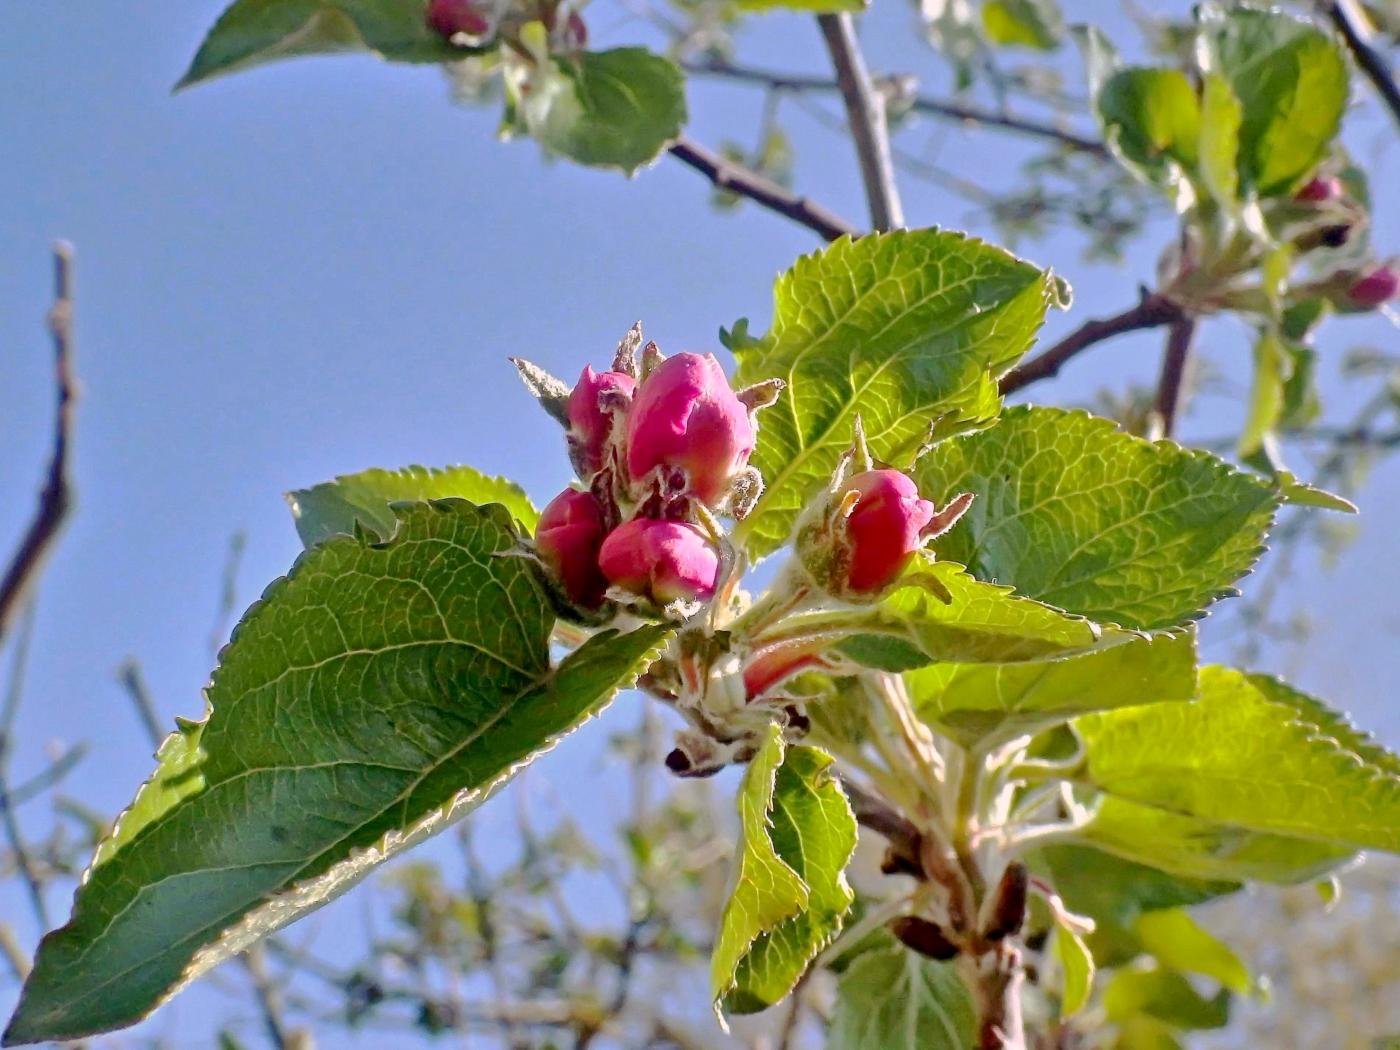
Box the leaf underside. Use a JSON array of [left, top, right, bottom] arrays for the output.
[[5, 500, 666, 1044]]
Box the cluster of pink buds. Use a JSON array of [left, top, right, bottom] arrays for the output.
[[516, 324, 781, 618], [796, 425, 973, 602]]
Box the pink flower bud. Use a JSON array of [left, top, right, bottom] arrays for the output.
[[567, 366, 636, 479], [426, 0, 491, 39], [535, 488, 609, 608], [1296, 176, 1342, 203], [598, 518, 720, 605], [840, 470, 937, 594], [626, 352, 755, 506], [1347, 266, 1400, 309]]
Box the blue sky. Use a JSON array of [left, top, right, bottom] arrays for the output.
[[2, 1, 1397, 1045]]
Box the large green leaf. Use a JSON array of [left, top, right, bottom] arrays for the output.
[[829, 942, 976, 1049], [732, 230, 1060, 557], [1052, 919, 1094, 1017], [1104, 966, 1230, 1030], [508, 48, 686, 174], [1075, 666, 1400, 853], [179, 0, 466, 88], [4, 501, 667, 1044], [915, 407, 1280, 631], [714, 730, 857, 1014], [1073, 795, 1353, 885], [824, 560, 1110, 672], [287, 464, 538, 546], [1196, 73, 1242, 210], [1201, 6, 1348, 197], [906, 630, 1197, 747], [1095, 67, 1201, 188]]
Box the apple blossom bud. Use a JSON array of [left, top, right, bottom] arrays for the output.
[[598, 518, 720, 605], [1346, 265, 1400, 309], [1296, 175, 1342, 203], [426, 0, 491, 40], [840, 470, 936, 593], [625, 352, 756, 506], [890, 916, 960, 960], [567, 365, 636, 479], [535, 488, 609, 609]]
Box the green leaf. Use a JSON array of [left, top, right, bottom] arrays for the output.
[[733, 230, 1059, 558], [1034, 844, 1237, 966], [179, 0, 466, 88], [982, 0, 1064, 50], [287, 464, 539, 546], [1135, 909, 1249, 995], [716, 734, 857, 1014], [1052, 920, 1094, 1017], [829, 942, 976, 1049], [1201, 6, 1348, 196], [1196, 73, 1242, 209], [509, 48, 686, 174], [915, 406, 1280, 631], [1277, 473, 1358, 513], [3, 501, 668, 1044], [1103, 966, 1230, 1030], [1239, 328, 1290, 458], [1095, 67, 1201, 189], [1073, 795, 1353, 886], [829, 559, 1110, 672], [1075, 666, 1400, 853], [906, 630, 1197, 747]]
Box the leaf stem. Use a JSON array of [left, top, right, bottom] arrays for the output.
[[816, 13, 904, 231]]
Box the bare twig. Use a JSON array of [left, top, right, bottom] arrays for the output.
[[667, 135, 858, 242], [681, 56, 1108, 157], [1324, 0, 1400, 131], [840, 777, 925, 876], [817, 13, 904, 230], [1153, 316, 1198, 438], [242, 945, 291, 1050], [0, 244, 77, 651], [0, 924, 30, 981], [116, 658, 164, 750], [999, 289, 1184, 394], [0, 604, 50, 930]]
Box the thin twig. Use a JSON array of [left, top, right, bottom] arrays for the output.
[[682, 56, 1108, 157], [817, 13, 904, 230], [1324, 0, 1400, 131], [0, 604, 50, 930], [0, 923, 30, 981], [0, 244, 77, 651], [667, 135, 858, 241], [116, 658, 164, 750], [999, 289, 1184, 394], [242, 945, 290, 1050], [1153, 316, 1198, 438]]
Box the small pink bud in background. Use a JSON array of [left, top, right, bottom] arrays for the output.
[[535, 489, 609, 608], [426, 0, 491, 38], [626, 352, 755, 506], [567, 366, 636, 479], [1296, 175, 1343, 203], [840, 470, 936, 594], [1347, 265, 1400, 308], [598, 518, 720, 605]]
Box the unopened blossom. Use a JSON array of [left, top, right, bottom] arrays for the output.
[[625, 352, 755, 505], [1347, 265, 1400, 309], [566, 365, 636, 479], [425, 0, 492, 40], [535, 488, 609, 608], [598, 518, 720, 605]]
